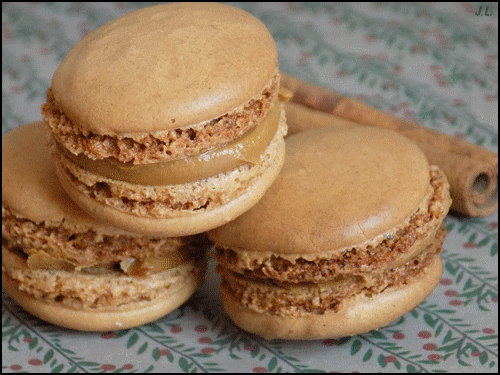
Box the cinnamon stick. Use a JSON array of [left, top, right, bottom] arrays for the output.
[[281, 74, 498, 218]]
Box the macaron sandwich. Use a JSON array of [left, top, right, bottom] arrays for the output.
[[209, 126, 452, 340], [41, 2, 287, 237], [2, 123, 209, 331]]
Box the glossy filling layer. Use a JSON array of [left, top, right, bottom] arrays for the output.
[[61, 103, 282, 186], [22, 248, 193, 277], [219, 265, 356, 292]]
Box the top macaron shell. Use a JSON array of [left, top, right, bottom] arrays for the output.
[[209, 126, 431, 255], [49, 2, 278, 135]]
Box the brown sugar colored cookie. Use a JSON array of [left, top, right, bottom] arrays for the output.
[[2, 122, 210, 331], [41, 3, 287, 237], [209, 126, 452, 340]]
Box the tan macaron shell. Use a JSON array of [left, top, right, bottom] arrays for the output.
[[49, 2, 278, 135], [55, 130, 286, 237], [3, 269, 203, 332], [220, 254, 443, 340], [2, 122, 127, 235], [210, 126, 431, 255]]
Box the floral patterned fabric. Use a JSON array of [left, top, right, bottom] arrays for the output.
[[2, 2, 497, 373]]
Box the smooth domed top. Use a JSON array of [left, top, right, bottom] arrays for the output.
[[209, 126, 431, 254], [49, 2, 278, 135], [2, 122, 128, 235]]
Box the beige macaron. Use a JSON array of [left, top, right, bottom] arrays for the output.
[[2, 122, 209, 331], [41, 2, 287, 237], [209, 126, 452, 340]]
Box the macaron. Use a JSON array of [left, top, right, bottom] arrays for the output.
[[41, 2, 287, 237], [209, 126, 452, 340], [2, 122, 209, 332]]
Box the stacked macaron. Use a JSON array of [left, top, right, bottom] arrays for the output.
[[3, 3, 287, 331], [41, 2, 287, 237], [209, 126, 452, 340]]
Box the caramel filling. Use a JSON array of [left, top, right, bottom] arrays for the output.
[[218, 266, 355, 293], [224, 270, 356, 294], [259, 276, 356, 293], [61, 101, 283, 186], [26, 250, 190, 277]]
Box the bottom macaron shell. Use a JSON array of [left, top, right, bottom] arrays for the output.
[[55, 137, 285, 237], [220, 255, 443, 341], [2, 269, 203, 332]]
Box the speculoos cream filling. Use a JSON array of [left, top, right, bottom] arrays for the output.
[[4, 244, 195, 278], [60, 94, 287, 186]]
